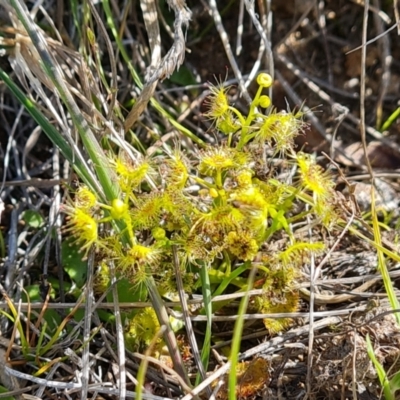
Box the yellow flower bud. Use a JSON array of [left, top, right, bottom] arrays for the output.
[[258, 95, 271, 108], [256, 73, 273, 88], [209, 188, 219, 198], [152, 227, 166, 240], [111, 198, 128, 220]]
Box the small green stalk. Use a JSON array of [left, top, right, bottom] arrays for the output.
[[237, 73, 273, 150], [228, 262, 255, 400], [380, 106, 400, 132]]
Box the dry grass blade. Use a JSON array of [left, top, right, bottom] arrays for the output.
[[207, 0, 251, 103], [172, 246, 209, 394], [124, 0, 191, 130], [244, 0, 274, 94], [109, 259, 128, 400], [146, 277, 191, 389], [80, 252, 96, 400], [146, 0, 191, 84], [0, 339, 23, 400]]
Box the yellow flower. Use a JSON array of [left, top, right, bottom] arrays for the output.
[[117, 244, 160, 271], [113, 153, 152, 191], [74, 186, 97, 210], [255, 111, 305, 154], [226, 230, 259, 261], [216, 111, 240, 135], [296, 152, 334, 199], [198, 146, 248, 177], [125, 307, 162, 350], [204, 82, 230, 121], [64, 207, 98, 253]]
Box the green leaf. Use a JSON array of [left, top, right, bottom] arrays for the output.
[[97, 309, 115, 324], [61, 238, 87, 288], [390, 370, 400, 393], [270, 209, 289, 234], [0, 386, 16, 400], [23, 284, 53, 302], [22, 285, 61, 332], [108, 278, 147, 303], [22, 210, 44, 228], [169, 65, 197, 87]]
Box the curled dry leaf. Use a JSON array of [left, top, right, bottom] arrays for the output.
[[124, 0, 191, 131]]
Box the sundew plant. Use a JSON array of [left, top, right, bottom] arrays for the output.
[[65, 73, 337, 338]]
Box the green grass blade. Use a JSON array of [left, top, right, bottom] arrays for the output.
[[366, 334, 394, 400], [212, 263, 248, 298], [8, 0, 119, 202], [101, 0, 142, 87], [0, 68, 98, 192], [371, 188, 400, 325], [380, 107, 400, 132]]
